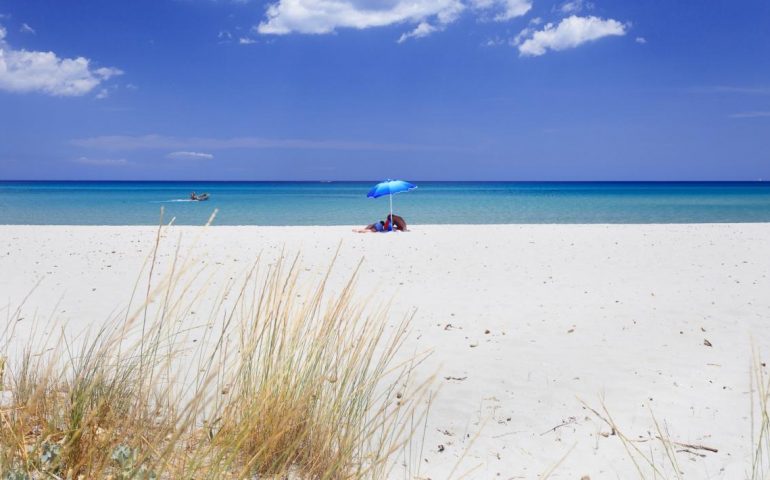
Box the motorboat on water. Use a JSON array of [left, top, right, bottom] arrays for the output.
[[190, 192, 210, 201]]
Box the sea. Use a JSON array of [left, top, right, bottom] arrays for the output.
[[1, 181, 769, 225]]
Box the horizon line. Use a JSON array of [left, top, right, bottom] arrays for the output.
[[1, 179, 768, 183]]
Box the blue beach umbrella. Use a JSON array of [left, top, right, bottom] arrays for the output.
[[367, 179, 417, 231]]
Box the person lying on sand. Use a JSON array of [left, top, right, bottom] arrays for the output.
[[353, 220, 386, 233], [385, 214, 408, 232]]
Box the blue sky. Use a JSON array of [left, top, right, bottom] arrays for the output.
[[0, 0, 768, 180]]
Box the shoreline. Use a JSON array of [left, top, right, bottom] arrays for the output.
[[2, 221, 770, 227], [2, 223, 770, 478]]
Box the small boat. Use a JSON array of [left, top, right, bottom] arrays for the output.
[[191, 193, 210, 201]]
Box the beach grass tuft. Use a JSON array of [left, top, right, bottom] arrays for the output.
[[751, 350, 770, 480], [0, 224, 427, 479]]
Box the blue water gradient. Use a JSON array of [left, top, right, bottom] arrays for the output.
[[1, 181, 769, 225]]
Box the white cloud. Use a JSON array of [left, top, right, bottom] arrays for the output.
[[239, 36, 256, 44], [397, 22, 438, 43], [166, 151, 215, 160], [255, 0, 530, 40], [257, 0, 465, 35], [74, 157, 130, 166], [635, 36, 646, 44], [20, 23, 35, 34], [558, 0, 593, 14], [0, 24, 123, 96], [729, 111, 770, 119], [517, 15, 626, 56], [499, 0, 532, 20]]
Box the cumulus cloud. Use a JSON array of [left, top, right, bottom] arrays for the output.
[[20, 23, 35, 34], [256, 0, 531, 39], [74, 157, 130, 167], [0, 24, 123, 96], [517, 15, 626, 56], [257, 0, 464, 35], [166, 151, 215, 160], [635, 36, 646, 44]]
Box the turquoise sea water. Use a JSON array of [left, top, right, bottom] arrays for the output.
[[0, 181, 769, 225]]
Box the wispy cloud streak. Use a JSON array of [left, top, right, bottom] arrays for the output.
[[167, 151, 215, 160], [71, 134, 450, 152]]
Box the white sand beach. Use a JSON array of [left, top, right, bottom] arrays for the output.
[[2, 224, 769, 479]]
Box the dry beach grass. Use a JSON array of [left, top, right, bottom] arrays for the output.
[[0, 219, 431, 479]]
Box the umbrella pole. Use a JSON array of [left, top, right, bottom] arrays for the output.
[[389, 194, 393, 231]]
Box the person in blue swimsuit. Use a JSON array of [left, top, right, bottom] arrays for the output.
[[353, 220, 386, 233]]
